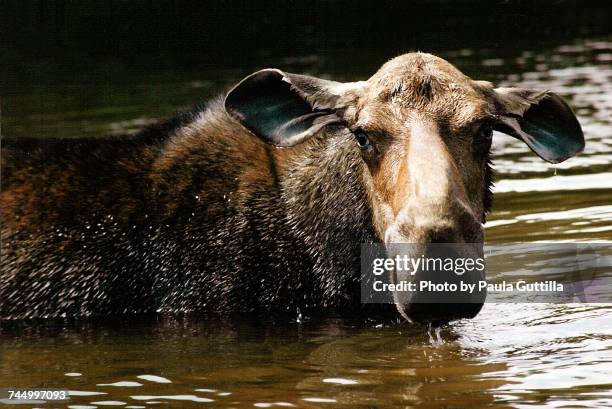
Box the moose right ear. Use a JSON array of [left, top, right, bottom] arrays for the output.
[[493, 88, 585, 163], [224, 69, 342, 147]]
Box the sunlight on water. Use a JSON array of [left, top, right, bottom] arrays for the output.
[[97, 382, 143, 387], [494, 173, 612, 193], [135, 375, 172, 384]]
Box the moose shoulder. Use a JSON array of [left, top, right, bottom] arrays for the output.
[[0, 53, 584, 323]]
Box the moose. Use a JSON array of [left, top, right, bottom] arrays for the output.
[[0, 53, 584, 324]]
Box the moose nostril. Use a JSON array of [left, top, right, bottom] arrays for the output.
[[428, 227, 457, 243]]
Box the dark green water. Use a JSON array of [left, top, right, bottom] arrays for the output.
[[1, 2, 611, 408]]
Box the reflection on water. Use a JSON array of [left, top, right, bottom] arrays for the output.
[[1, 10, 612, 409], [1, 306, 611, 408]]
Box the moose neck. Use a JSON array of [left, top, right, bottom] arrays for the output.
[[279, 131, 378, 306]]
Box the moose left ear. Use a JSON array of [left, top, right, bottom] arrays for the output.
[[225, 69, 344, 147], [493, 88, 585, 163]]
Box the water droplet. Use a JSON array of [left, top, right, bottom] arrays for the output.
[[427, 323, 444, 346]]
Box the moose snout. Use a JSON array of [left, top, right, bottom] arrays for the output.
[[385, 235, 486, 325], [383, 163, 486, 324], [377, 119, 488, 324]]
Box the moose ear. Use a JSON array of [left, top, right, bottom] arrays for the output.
[[493, 88, 585, 163], [224, 69, 342, 147]]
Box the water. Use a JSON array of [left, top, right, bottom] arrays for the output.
[[1, 3, 612, 408], [1, 307, 611, 408]]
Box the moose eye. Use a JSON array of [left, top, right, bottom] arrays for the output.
[[475, 121, 494, 145], [353, 128, 370, 149]]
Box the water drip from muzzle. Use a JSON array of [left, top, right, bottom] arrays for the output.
[[427, 323, 444, 345]]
